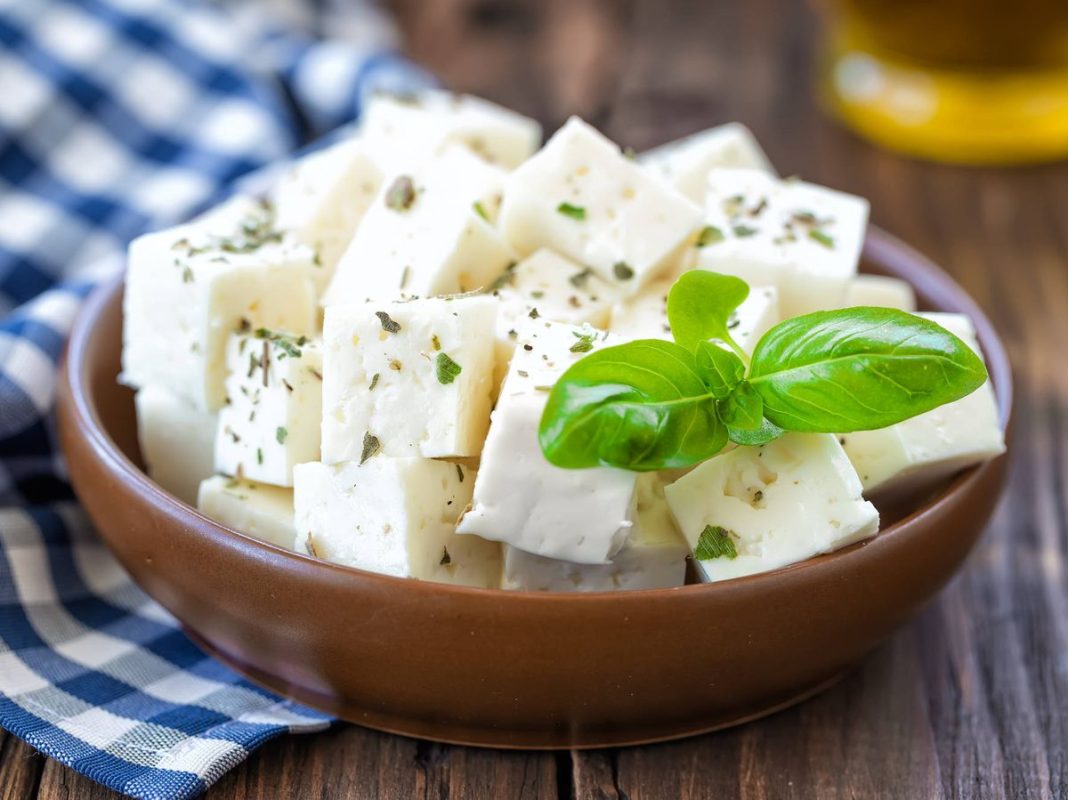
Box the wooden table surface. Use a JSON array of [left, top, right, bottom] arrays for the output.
[[5, 0, 1067, 797]]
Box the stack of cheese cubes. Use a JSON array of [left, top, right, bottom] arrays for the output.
[[122, 91, 1005, 591]]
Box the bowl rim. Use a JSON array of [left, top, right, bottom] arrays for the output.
[[65, 225, 1014, 604]]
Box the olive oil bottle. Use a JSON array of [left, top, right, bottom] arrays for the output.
[[820, 0, 1068, 164]]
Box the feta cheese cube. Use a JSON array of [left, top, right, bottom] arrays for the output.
[[840, 312, 1005, 496], [841, 274, 917, 311], [457, 320, 639, 564], [292, 458, 500, 587], [214, 331, 323, 487], [134, 385, 217, 506], [322, 146, 513, 305], [271, 138, 384, 290], [321, 296, 497, 462], [197, 475, 298, 551], [696, 169, 869, 318], [501, 475, 688, 591], [121, 197, 319, 410], [609, 279, 779, 353], [665, 433, 879, 582], [489, 248, 619, 389], [360, 90, 542, 171], [498, 117, 704, 293], [641, 123, 775, 202]]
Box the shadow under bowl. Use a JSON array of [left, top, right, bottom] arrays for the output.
[[56, 227, 1012, 749]]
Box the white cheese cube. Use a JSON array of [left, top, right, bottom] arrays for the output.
[[271, 138, 384, 290], [321, 296, 497, 462], [609, 279, 779, 353], [121, 197, 319, 410], [134, 385, 217, 506], [457, 320, 639, 564], [840, 312, 1005, 496], [214, 332, 323, 487], [501, 475, 688, 592], [322, 146, 513, 305], [292, 458, 500, 587], [197, 475, 298, 551], [498, 117, 704, 293], [696, 169, 869, 318], [841, 274, 917, 311], [665, 433, 879, 583], [489, 248, 619, 389], [641, 123, 775, 202], [360, 90, 541, 171]]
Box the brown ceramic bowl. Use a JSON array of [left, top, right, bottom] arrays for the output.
[[56, 227, 1012, 749]]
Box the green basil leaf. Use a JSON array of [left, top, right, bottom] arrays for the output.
[[694, 341, 744, 398], [538, 339, 729, 471], [748, 308, 989, 432], [667, 271, 750, 352], [717, 382, 763, 430], [726, 416, 785, 446]]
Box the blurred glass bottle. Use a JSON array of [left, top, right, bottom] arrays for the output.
[[820, 0, 1068, 164]]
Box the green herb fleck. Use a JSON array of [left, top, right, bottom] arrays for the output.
[[557, 202, 586, 221], [732, 225, 759, 238], [375, 311, 402, 334], [456, 464, 465, 483], [181, 264, 194, 283], [254, 328, 306, 359], [431, 334, 441, 351], [694, 525, 738, 560], [723, 194, 746, 217], [472, 201, 490, 221], [201, 199, 283, 255], [256, 448, 264, 465], [808, 229, 835, 248], [369, 373, 380, 391], [696, 225, 725, 247], [528, 307, 540, 320], [569, 267, 594, 288], [360, 431, 380, 464], [436, 352, 462, 385], [385, 175, 416, 211], [570, 332, 597, 353], [791, 210, 821, 226], [613, 261, 634, 281], [275, 427, 288, 444], [487, 261, 518, 292]]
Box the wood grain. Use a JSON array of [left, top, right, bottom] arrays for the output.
[[0, 731, 44, 800], [5, 0, 1066, 797]]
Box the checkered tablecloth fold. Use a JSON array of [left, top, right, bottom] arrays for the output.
[[0, 1, 431, 796]]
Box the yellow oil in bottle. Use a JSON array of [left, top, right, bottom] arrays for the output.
[[820, 0, 1068, 164]]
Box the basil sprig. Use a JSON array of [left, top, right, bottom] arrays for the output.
[[538, 271, 989, 471]]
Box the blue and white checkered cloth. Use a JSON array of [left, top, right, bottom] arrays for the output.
[[0, 1, 431, 796]]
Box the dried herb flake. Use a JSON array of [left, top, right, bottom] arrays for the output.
[[694, 525, 738, 560], [435, 352, 463, 385]]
